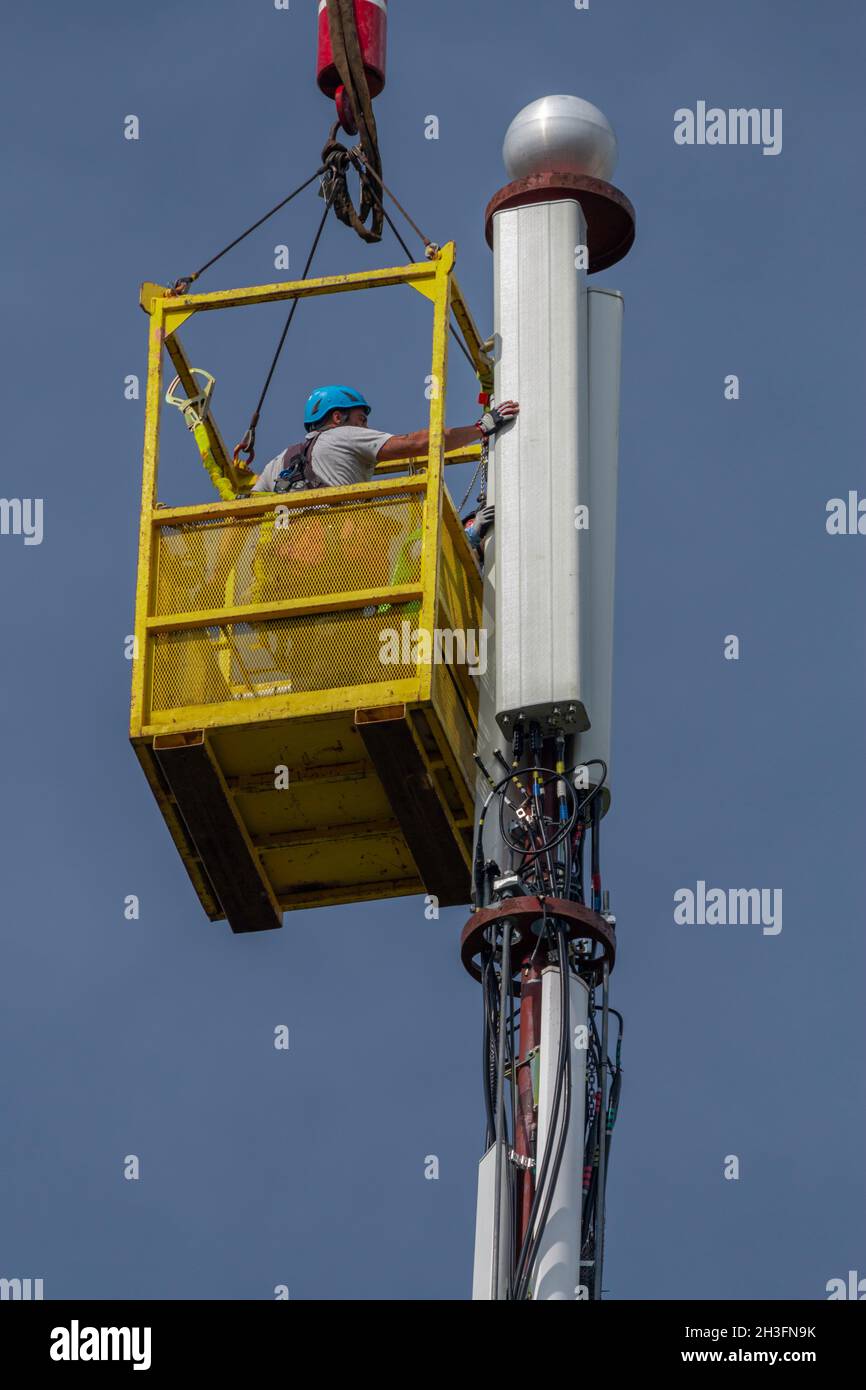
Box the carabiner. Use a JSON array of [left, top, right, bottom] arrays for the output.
[[233, 428, 256, 467]]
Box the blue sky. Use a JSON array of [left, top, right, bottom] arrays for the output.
[[1, 0, 864, 1299]]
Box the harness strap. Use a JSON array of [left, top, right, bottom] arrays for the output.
[[274, 435, 326, 493]]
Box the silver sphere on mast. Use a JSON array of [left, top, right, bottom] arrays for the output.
[[502, 94, 619, 182]]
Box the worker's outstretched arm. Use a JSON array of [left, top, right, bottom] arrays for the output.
[[376, 401, 519, 462]]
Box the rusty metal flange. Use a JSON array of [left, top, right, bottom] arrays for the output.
[[484, 172, 635, 273], [460, 895, 616, 988]]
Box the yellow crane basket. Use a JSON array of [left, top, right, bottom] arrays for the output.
[[130, 244, 494, 931]]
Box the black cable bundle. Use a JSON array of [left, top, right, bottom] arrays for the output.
[[471, 744, 620, 1298], [510, 924, 572, 1301]]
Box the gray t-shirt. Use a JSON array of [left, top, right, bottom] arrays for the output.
[[251, 426, 394, 492]]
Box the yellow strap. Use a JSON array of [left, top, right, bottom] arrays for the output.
[[191, 423, 238, 501]]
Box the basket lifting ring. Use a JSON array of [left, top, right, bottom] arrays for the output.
[[166, 369, 215, 431]]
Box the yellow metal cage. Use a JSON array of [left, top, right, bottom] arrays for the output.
[[130, 242, 493, 930]]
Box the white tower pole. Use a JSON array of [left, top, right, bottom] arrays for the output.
[[533, 966, 589, 1300], [467, 94, 634, 1302]]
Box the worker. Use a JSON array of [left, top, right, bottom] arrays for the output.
[[243, 387, 516, 686], [249, 385, 519, 493], [463, 503, 495, 562]]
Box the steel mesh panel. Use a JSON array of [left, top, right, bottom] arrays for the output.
[[439, 512, 480, 635], [150, 604, 418, 714], [154, 495, 423, 617]]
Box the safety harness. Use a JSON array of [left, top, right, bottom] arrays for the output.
[[272, 435, 326, 493]]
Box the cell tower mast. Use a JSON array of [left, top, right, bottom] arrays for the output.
[[462, 95, 635, 1300]]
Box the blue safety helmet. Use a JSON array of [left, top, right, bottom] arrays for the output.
[[304, 385, 372, 430]]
